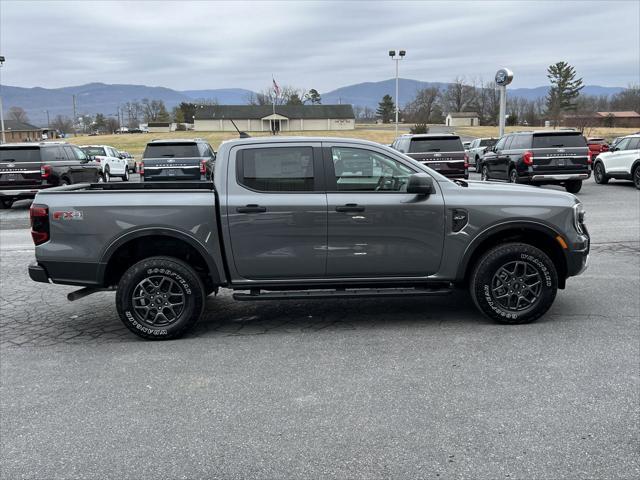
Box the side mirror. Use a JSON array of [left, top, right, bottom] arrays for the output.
[[407, 173, 435, 195]]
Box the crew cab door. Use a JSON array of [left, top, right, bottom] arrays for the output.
[[323, 143, 445, 277], [225, 142, 327, 279]]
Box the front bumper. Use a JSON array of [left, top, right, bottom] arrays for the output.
[[566, 233, 590, 277]]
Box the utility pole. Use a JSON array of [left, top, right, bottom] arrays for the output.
[[0, 55, 6, 144], [72, 94, 77, 137], [389, 50, 406, 137]]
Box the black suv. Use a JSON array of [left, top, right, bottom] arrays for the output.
[[0, 142, 102, 209], [480, 130, 591, 193], [140, 138, 215, 182], [391, 134, 468, 179]]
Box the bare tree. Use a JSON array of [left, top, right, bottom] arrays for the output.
[[141, 99, 170, 122], [51, 115, 73, 134], [8, 106, 29, 123], [404, 87, 439, 123], [441, 77, 477, 113], [105, 117, 119, 134]]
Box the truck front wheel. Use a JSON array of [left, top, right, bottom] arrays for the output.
[[470, 243, 558, 324], [116, 256, 205, 340]]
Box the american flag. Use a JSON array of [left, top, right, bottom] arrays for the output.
[[272, 78, 281, 97]]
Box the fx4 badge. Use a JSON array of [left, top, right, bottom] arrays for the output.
[[53, 210, 83, 220]]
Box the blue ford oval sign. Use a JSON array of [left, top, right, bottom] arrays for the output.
[[495, 68, 514, 86]]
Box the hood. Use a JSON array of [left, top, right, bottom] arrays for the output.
[[445, 179, 578, 205]]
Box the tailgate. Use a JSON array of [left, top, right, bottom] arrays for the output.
[[531, 133, 589, 173], [143, 157, 202, 181], [0, 147, 42, 188]]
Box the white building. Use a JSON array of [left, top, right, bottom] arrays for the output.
[[445, 112, 480, 127], [194, 105, 355, 132]]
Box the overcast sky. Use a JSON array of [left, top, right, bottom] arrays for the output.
[[1, 0, 638, 92]]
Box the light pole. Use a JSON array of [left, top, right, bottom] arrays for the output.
[[389, 49, 405, 137], [495, 68, 514, 137], [0, 55, 5, 144]]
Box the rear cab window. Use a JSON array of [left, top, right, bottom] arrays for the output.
[[479, 139, 497, 147], [238, 146, 315, 192], [409, 137, 463, 153], [532, 133, 587, 148], [143, 143, 200, 158], [0, 147, 41, 163], [82, 147, 106, 156]]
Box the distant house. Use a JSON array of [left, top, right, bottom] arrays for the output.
[[1, 120, 47, 142], [147, 122, 175, 133], [194, 105, 355, 132], [445, 112, 480, 127], [562, 111, 640, 128]]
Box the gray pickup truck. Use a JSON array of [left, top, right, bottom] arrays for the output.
[[28, 137, 589, 340]]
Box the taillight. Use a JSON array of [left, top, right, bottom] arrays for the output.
[[522, 151, 534, 166], [200, 160, 207, 174], [41, 165, 52, 179], [587, 150, 593, 165], [30, 204, 50, 245], [463, 153, 469, 169], [139, 162, 144, 174]]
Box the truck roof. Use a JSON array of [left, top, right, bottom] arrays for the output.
[[220, 136, 402, 148], [147, 138, 207, 144], [0, 141, 67, 148]]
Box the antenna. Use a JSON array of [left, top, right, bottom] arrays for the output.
[[229, 118, 250, 138]]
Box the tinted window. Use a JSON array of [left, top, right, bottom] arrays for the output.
[[510, 135, 531, 149], [479, 139, 497, 147], [82, 146, 106, 156], [627, 138, 640, 150], [532, 133, 587, 148], [72, 146, 87, 161], [615, 138, 631, 150], [143, 143, 200, 158], [331, 147, 414, 192], [41, 147, 65, 162], [409, 137, 463, 153], [239, 147, 314, 192], [0, 147, 41, 163], [503, 136, 514, 150]]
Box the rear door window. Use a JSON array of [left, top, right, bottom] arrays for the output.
[[409, 137, 463, 153], [0, 147, 41, 163], [143, 143, 200, 158], [627, 138, 640, 150], [238, 147, 316, 192], [532, 134, 587, 148], [510, 135, 531, 150], [503, 136, 514, 150]]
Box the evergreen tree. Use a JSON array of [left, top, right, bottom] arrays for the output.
[[376, 94, 395, 123], [546, 61, 584, 126]]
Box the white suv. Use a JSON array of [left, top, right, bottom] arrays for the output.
[[80, 145, 129, 182], [593, 134, 640, 189]]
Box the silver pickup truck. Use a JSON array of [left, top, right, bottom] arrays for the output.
[[28, 137, 589, 340]]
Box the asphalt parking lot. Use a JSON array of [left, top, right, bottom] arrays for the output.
[[1, 173, 638, 479]]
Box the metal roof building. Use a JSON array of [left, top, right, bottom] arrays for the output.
[[194, 104, 355, 132]]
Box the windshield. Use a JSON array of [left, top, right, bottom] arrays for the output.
[[479, 139, 497, 147], [143, 143, 199, 158], [532, 133, 587, 148], [409, 137, 463, 153], [81, 147, 106, 156], [0, 147, 41, 163]]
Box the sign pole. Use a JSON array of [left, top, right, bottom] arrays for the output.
[[494, 68, 514, 138]]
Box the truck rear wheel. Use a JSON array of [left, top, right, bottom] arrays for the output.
[[116, 256, 205, 340], [565, 180, 582, 193], [470, 243, 558, 324]]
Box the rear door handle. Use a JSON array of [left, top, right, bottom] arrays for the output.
[[236, 204, 267, 213], [335, 204, 365, 213]]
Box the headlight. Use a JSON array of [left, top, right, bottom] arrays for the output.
[[573, 203, 586, 234]]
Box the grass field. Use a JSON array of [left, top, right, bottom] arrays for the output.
[[63, 125, 639, 157]]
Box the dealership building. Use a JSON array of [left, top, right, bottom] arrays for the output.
[[194, 105, 355, 132]]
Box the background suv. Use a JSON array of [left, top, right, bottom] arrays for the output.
[[80, 145, 129, 182], [391, 133, 468, 179], [593, 134, 640, 189], [480, 130, 591, 193], [140, 138, 215, 182], [0, 142, 101, 209]]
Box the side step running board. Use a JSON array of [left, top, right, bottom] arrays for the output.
[[233, 285, 453, 301]]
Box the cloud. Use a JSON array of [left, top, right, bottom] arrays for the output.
[[1, 0, 638, 90]]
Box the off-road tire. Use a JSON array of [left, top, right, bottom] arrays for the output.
[[116, 256, 205, 340], [565, 180, 582, 194], [470, 243, 558, 325], [593, 162, 609, 184]]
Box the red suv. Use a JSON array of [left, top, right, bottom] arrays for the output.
[[587, 138, 609, 158]]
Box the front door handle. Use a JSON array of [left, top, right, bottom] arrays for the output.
[[237, 204, 267, 213], [335, 203, 365, 213]]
